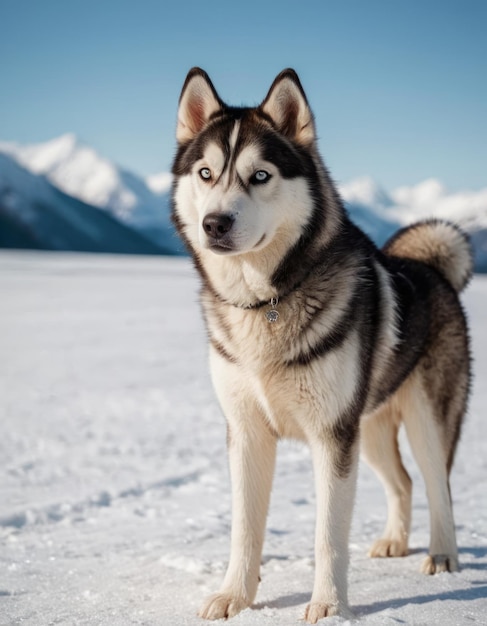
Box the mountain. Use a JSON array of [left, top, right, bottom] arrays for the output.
[[146, 172, 173, 195], [336, 177, 398, 244], [0, 135, 183, 254], [0, 153, 170, 255], [339, 176, 487, 272], [1, 135, 486, 270]]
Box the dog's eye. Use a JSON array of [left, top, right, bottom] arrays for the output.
[[199, 168, 212, 181], [250, 170, 271, 185]]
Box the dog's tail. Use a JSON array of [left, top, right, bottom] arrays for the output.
[[383, 219, 473, 293]]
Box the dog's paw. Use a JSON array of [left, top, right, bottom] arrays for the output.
[[421, 554, 459, 575], [303, 601, 351, 623], [198, 592, 249, 620], [368, 538, 408, 558]]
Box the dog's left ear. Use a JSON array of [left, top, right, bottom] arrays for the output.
[[261, 69, 315, 145], [176, 68, 223, 143]]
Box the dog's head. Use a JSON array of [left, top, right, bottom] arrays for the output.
[[172, 68, 324, 259]]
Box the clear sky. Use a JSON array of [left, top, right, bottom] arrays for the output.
[[1, 0, 486, 191]]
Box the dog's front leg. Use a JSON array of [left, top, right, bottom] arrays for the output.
[[199, 419, 277, 620], [304, 435, 358, 623], [199, 357, 277, 620]]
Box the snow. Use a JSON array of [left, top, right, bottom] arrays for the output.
[[0, 135, 137, 220], [146, 173, 173, 195], [0, 153, 53, 221], [1, 251, 486, 625], [389, 180, 487, 231], [339, 176, 487, 232], [0, 136, 172, 239], [338, 177, 393, 214]]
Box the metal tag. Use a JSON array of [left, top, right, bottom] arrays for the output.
[[266, 309, 279, 323], [266, 297, 279, 323]]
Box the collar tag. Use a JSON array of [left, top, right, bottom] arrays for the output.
[[265, 297, 279, 323]]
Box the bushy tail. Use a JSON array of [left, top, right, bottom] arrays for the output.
[[383, 219, 473, 292]]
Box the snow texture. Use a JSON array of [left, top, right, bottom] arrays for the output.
[[1, 252, 486, 625]]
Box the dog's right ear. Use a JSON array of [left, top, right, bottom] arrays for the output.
[[176, 68, 223, 143]]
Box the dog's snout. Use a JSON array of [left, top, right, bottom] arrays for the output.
[[203, 213, 234, 239]]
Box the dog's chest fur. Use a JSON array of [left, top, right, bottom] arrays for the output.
[[201, 276, 366, 439]]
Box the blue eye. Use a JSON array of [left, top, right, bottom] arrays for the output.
[[199, 168, 212, 180], [251, 170, 271, 184]]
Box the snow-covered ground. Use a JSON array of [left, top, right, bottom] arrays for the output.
[[1, 251, 486, 626]]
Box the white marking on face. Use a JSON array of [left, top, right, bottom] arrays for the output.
[[220, 121, 241, 189], [229, 121, 240, 154]]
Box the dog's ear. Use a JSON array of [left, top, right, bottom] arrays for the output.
[[261, 69, 315, 145], [176, 68, 223, 143]]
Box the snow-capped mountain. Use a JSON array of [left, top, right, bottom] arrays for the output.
[[339, 176, 487, 271], [0, 135, 182, 254], [0, 153, 170, 255], [340, 175, 487, 231], [1, 135, 486, 269], [146, 171, 173, 195]]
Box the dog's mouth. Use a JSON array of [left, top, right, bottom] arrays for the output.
[[208, 240, 236, 254], [206, 233, 267, 255], [254, 234, 266, 248]]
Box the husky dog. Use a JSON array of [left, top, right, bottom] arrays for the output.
[[171, 67, 472, 622]]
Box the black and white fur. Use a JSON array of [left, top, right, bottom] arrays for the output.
[[171, 68, 472, 623]]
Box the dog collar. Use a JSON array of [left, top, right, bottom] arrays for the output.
[[242, 296, 280, 323]]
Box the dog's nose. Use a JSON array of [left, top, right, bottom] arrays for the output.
[[203, 213, 234, 239]]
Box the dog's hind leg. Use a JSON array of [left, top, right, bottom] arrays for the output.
[[399, 373, 459, 573], [361, 402, 412, 558]]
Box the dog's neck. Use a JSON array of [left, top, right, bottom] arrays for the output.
[[198, 247, 281, 309], [197, 236, 326, 310]]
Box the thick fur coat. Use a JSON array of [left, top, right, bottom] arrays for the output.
[[171, 68, 472, 623]]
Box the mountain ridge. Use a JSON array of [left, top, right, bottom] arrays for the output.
[[0, 135, 180, 252], [0, 153, 176, 255], [1, 135, 486, 269]]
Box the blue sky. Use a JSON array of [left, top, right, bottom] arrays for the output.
[[1, 0, 486, 191]]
